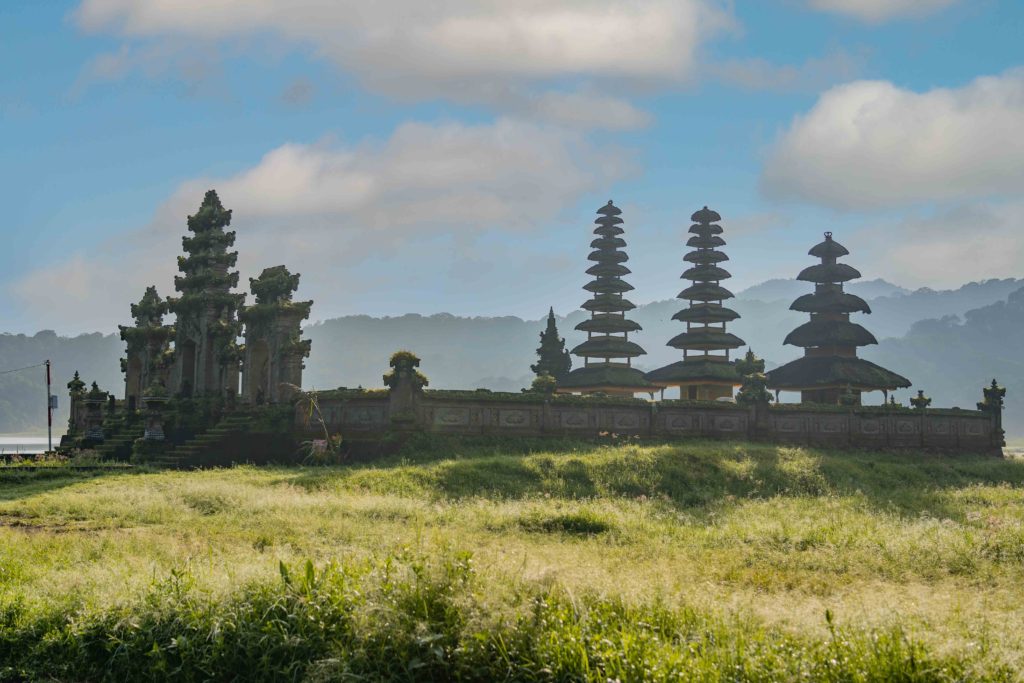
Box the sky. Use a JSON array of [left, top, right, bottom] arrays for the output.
[[1, 0, 1022, 334]]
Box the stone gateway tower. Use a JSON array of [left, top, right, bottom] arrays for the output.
[[239, 266, 312, 404], [118, 286, 174, 410], [168, 190, 245, 398]]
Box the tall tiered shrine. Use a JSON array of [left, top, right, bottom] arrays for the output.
[[167, 190, 245, 398], [557, 201, 654, 396], [766, 232, 910, 404], [646, 206, 745, 400]]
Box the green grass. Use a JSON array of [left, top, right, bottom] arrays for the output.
[[1, 438, 1023, 680]]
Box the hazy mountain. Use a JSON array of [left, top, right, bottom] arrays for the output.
[[0, 331, 121, 434], [3, 278, 1021, 437], [738, 278, 910, 303]]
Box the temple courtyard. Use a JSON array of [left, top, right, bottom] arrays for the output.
[[2, 439, 1023, 680]]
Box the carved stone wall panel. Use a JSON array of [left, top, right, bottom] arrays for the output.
[[612, 412, 642, 431], [710, 414, 745, 432], [344, 405, 386, 428], [559, 411, 590, 429], [434, 407, 471, 427], [859, 419, 882, 435], [816, 418, 845, 434], [498, 409, 532, 428], [774, 417, 803, 433], [895, 419, 917, 435], [664, 413, 698, 432]]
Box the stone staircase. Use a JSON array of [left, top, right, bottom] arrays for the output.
[[150, 414, 255, 469], [94, 414, 145, 461]]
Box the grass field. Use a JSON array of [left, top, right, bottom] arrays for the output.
[[2, 438, 1023, 680]]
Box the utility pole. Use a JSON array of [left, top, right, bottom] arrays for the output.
[[45, 360, 53, 453]]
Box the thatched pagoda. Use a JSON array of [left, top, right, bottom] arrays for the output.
[[766, 232, 910, 404], [557, 200, 655, 396], [646, 206, 745, 399]]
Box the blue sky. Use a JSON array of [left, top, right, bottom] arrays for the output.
[[1, 0, 1022, 334]]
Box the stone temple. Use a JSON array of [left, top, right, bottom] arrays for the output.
[[120, 190, 311, 406]]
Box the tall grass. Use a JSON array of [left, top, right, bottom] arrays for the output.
[[1, 438, 1023, 679], [1, 553, 999, 682]]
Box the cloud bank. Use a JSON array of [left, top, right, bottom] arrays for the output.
[[806, 0, 958, 22], [75, 0, 732, 129], [762, 69, 1024, 209], [12, 118, 631, 332]]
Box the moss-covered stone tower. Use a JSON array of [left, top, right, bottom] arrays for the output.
[[766, 232, 910, 404], [646, 206, 745, 400], [557, 200, 654, 396], [167, 190, 245, 398], [239, 265, 313, 404], [119, 286, 174, 411]]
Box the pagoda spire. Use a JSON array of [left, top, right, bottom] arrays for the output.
[[766, 232, 910, 404], [556, 200, 654, 396], [646, 206, 745, 400], [530, 307, 572, 381]]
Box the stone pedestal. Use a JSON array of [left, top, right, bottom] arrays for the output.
[[142, 395, 169, 441], [84, 398, 105, 443]]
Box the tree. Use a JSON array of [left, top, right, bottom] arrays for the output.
[[530, 307, 571, 380]]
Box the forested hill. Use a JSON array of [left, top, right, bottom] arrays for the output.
[[1, 278, 1021, 436], [0, 331, 122, 434]]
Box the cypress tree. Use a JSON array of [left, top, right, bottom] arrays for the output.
[[531, 307, 572, 380]]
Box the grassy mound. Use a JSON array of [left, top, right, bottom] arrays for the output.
[[1, 438, 1022, 679]]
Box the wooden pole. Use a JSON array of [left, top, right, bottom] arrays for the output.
[[45, 360, 52, 453]]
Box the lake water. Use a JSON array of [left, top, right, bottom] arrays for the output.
[[0, 436, 52, 454]]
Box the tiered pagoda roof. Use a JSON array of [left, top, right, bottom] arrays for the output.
[[558, 201, 654, 394], [646, 206, 744, 390], [766, 232, 910, 399]]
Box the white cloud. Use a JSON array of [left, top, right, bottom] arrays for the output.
[[761, 69, 1024, 209], [858, 202, 1024, 288], [806, 0, 958, 22], [711, 49, 864, 93], [73, 0, 732, 128], [11, 118, 632, 332]]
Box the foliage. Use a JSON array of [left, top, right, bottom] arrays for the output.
[[911, 390, 933, 410], [527, 372, 558, 395], [294, 388, 344, 465], [383, 350, 429, 390], [3, 442, 1024, 677], [530, 308, 572, 380], [735, 349, 773, 406], [978, 379, 1007, 413]]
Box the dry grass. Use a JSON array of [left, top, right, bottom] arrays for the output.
[[1, 439, 1022, 679]]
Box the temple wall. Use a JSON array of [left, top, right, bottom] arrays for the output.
[[301, 391, 1002, 455]]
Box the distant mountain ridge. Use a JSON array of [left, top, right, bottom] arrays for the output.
[[2, 277, 1021, 436], [738, 278, 911, 302]]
